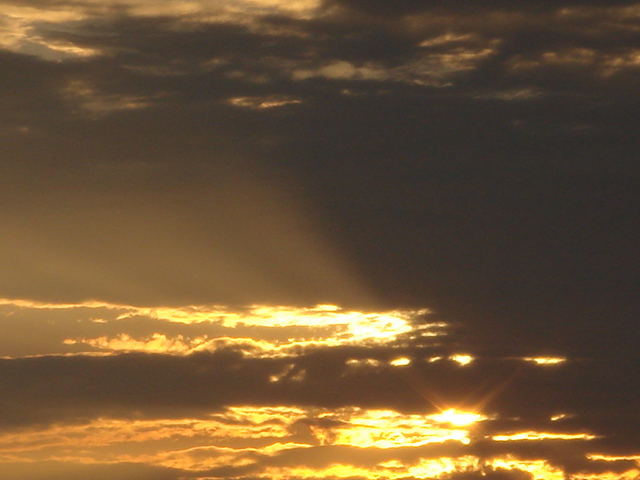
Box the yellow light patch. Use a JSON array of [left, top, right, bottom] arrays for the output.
[[492, 431, 596, 441], [65, 333, 209, 354], [389, 357, 411, 366], [449, 354, 474, 365], [262, 464, 373, 480], [0, 404, 629, 479], [524, 356, 567, 365], [313, 408, 476, 447], [54, 302, 441, 357], [408, 456, 480, 478], [587, 454, 640, 461], [228, 96, 302, 109], [429, 409, 485, 427], [488, 456, 565, 480], [345, 358, 384, 369]]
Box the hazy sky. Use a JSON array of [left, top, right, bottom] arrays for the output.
[[1, 0, 639, 479]]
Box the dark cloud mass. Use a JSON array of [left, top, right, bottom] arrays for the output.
[[1, 0, 639, 478], [1, 350, 638, 429]]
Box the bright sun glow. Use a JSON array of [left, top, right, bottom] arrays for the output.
[[314, 408, 477, 447], [0, 402, 615, 478], [0, 405, 489, 457], [429, 409, 485, 426], [0, 298, 624, 480]]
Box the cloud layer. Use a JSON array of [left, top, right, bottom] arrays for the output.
[[1, 0, 639, 478], [1, 300, 639, 479]]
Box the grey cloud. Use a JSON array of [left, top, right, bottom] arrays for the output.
[[5, 2, 639, 133], [16, 1, 638, 109], [2, 27, 639, 356], [323, 0, 640, 15], [0, 351, 637, 445], [0, 346, 637, 478], [4, 0, 640, 107], [315, 1, 640, 95], [1, 0, 638, 403], [1, 1, 639, 478]]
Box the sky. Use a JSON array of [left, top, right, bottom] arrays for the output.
[[1, 0, 639, 479]]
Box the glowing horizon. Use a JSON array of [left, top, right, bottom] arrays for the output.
[[0, 298, 636, 479], [0, 403, 629, 479]]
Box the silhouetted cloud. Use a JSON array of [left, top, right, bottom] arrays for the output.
[[1, 0, 639, 478]]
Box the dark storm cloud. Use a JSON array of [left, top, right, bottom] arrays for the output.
[[324, 0, 640, 15], [1, 350, 637, 446], [0, 339, 637, 478], [4, 0, 639, 99], [1, 1, 639, 478], [9, 0, 639, 112], [1, 0, 638, 357], [318, 1, 640, 92]]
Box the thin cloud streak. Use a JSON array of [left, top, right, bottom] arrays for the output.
[[0, 299, 438, 357]]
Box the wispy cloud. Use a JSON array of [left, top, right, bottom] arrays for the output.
[[0, 403, 629, 480], [0, 299, 438, 357]]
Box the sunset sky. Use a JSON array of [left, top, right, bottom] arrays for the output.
[[1, 0, 639, 479]]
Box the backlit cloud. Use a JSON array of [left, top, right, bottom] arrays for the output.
[[0, 403, 634, 479], [0, 298, 439, 357], [1, 0, 639, 479], [1, 308, 639, 479]]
